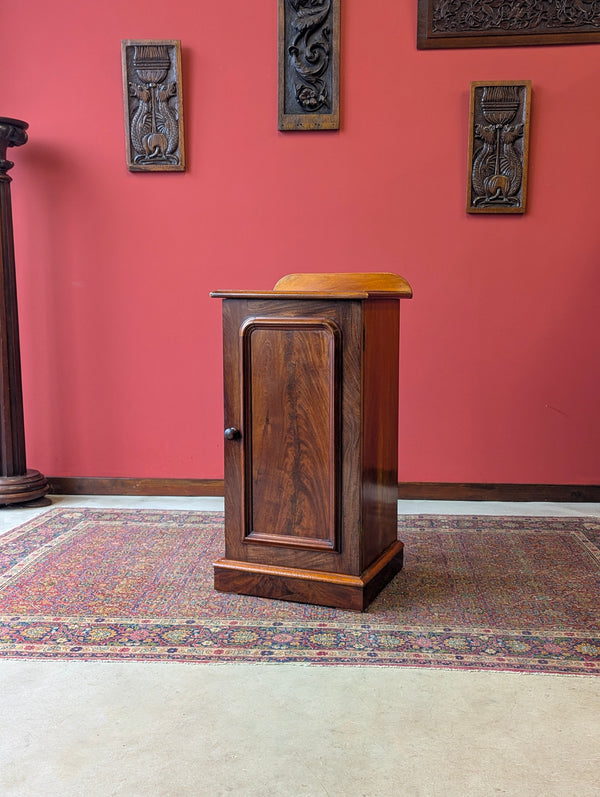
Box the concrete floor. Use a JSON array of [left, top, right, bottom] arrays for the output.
[[1, 496, 599, 797]]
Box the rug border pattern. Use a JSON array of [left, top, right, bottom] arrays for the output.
[[0, 508, 598, 674]]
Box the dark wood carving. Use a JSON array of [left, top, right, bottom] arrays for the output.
[[121, 40, 185, 171], [467, 82, 532, 215], [0, 117, 48, 505], [418, 0, 600, 48], [278, 0, 340, 130]]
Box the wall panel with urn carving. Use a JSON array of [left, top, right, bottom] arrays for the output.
[[467, 82, 531, 215], [278, 0, 340, 130], [121, 40, 185, 172]]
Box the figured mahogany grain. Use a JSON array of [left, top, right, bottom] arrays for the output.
[[244, 318, 340, 551], [214, 273, 412, 610], [361, 299, 400, 570], [221, 298, 360, 576]]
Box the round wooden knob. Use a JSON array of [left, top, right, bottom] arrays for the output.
[[224, 427, 241, 440]]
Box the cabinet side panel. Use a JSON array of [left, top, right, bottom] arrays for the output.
[[362, 299, 400, 570], [242, 319, 341, 551]]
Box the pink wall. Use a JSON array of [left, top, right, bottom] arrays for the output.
[[2, 1, 599, 484]]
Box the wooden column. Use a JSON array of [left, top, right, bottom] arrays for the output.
[[0, 117, 48, 505]]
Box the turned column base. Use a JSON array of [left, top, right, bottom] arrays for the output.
[[0, 469, 49, 506]]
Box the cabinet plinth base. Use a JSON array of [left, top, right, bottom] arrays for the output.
[[214, 540, 404, 612], [0, 470, 49, 506]]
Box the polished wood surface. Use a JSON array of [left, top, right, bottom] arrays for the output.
[[214, 540, 404, 612], [47, 477, 226, 496], [0, 117, 48, 505], [274, 272, 413, 297], [243, 317, 341, 552], [395, 482, 600, 502], [210, 290, 369, 300], [46, 477, 600, 503], [221, 297, 361, 578], [214, 273, 412, 610], [361, 299, 400, 570]]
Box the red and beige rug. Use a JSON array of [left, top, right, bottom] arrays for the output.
[[0, 508, 598, 674]]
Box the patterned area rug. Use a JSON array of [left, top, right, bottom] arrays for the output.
[[0, 508, 599, 674]]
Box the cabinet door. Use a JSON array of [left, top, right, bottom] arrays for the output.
[[222, 299, 361, 573]]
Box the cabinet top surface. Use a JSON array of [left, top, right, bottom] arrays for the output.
[[211, 272, 413, 300]]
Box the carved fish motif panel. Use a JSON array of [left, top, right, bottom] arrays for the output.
[[122, 40, 186, 172], [467, 81, 532, 214]]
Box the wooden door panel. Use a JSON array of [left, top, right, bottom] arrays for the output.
[[221, 297, 362, 575], [240, 317, 341, 551]]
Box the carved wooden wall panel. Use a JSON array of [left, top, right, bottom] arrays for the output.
[[418, 1, 600, 48], [467, 82, 532, 215], [278, 0, 340, 130], [121, 40, 185, 172]]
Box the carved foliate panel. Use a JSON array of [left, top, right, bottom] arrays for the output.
[[467, 82, 532, 215], [122, 40, 185, 172], [418, 0, 600, 48], [278, 0, 340, 130]]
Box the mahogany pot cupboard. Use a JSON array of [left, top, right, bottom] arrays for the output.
[[211, 273, 413, 611]]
